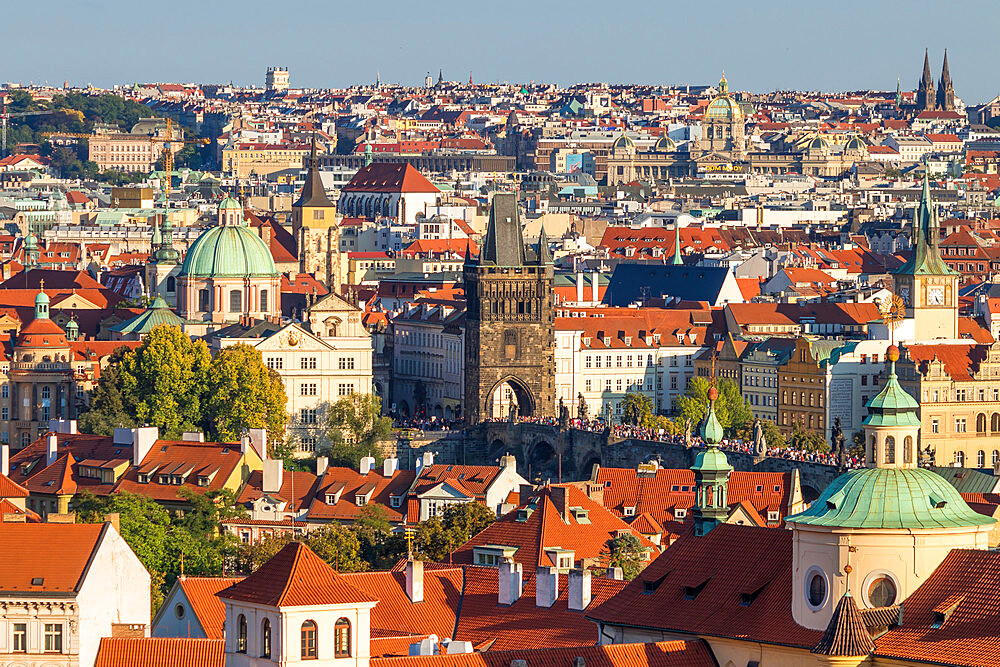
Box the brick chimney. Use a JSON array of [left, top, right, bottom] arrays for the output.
[[498, 559, 523, 605], [550, 486, 570, 523], [568, 568, 592, 611], [535, 566, 559, 608]]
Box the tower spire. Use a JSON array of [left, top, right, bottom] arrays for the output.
[[671, 221, 683, 265], [691, 385, 731, 536]]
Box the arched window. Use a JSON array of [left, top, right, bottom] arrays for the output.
[[335, 617, 351, 658], [237, 614, 247, 653], [884, 436, 895, 464], [870, 435, 878, 464], [978, 450, 986, 468], [301, 620, 317, 659], [260, 618, 271, 659], [978, 413, 987, 433], [993, 414, 1000, 433], [260, 289, 268, 313], [166, 276, 176, 293], [956, 450, 966, 467], [229, 290, 242, 313], [994, 450, 1000, 467], [903, 436, 913, 464], [199, 288, 210, 312]]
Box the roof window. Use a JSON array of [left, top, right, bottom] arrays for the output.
[[683, 578, 710, 600], [31, 577, 43, 586]]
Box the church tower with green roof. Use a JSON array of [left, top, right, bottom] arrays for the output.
[[892, 169, 958, 340], [787, 345, 993, 632], [691, 386, 732, 537]]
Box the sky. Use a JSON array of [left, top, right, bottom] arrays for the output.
[[10, 0, 1000, 103]]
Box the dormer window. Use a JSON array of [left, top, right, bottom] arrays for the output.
[[137, 474, 149, 484], [390, 496, 402, 508], [326, 494, 338, 505], [158, 475, 169, 484], [355, 495, 368, 506], [675, 508, 687, 519], [623, 506, 636, 517]]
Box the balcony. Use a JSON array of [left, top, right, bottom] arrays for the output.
[[10, 362, 71, 372]]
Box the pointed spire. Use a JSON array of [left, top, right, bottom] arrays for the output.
[[537, 224, 552, 265], [895, 76, 902, 107], [811, 592, 877, 657], [941, 49, 951, 85], [922, 48, 933, 83], [672, 221, 683, 265]]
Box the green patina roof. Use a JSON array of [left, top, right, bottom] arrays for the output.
[[218, 196, 242, 210], [893, 170, 957, 277], [109, 296, 185, 334], [862, 361, 921, 427], [179, 224, 278, 279], [786, 467, 995, 530], [692, 398, 730, 474]]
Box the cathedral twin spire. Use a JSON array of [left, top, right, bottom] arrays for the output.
[[917, 48, 955, 112]]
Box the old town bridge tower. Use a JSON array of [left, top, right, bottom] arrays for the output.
[[463, 193, 555, 423]]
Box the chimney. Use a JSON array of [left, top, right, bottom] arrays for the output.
[[182, 431, 205, 442], [263, 459, 284, 495], [550, 486, 570, 523], [48, 419, 77, 434], [422, 451, 435, 468], [360, 455, 376, 475], [120, 426, 158, 467], [498, 559, 523, 605], [240, 432, 250, 455], [249, 428, 268, 460], [576, 271, 584, 303], [316, 456, 329, 477], [446, 641, 473, 655], [500, 453, 517, 473], [406, 559, 424, 603], [535, 566, 559, 608], [591, 270, 599, 303], [568, 568, 592, 611], [605, 567, 623, 580], [383, 457, 399, 477], [0, 442, 8, 477], [519, 484, 535, 507], [46, 433, 58, 467], [104, 513, 121, 533]]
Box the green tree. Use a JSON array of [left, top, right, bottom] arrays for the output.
[[412, 517, 455, 562], [354, 504, 406, 570], [204, 344, 287, 443], [441, 502, 496, 546], [598, 533, 647, 580], [789, 421, 828, 452], [235, 532, 293, 573], [307, 525, 365, 572], [318, 394, 393, 467], [78, 347, 135, 435], [762, 419, 786, 449], [621, 391, 653, 426], [116, 326, 212, 437], [675, 377, 753, 436], [75, 492, 170, 574]]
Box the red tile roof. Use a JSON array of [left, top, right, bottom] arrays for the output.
[[904, 343, 987, 382], [176, 576, 242, 638], [874, 549, 1000, 666], [0, 522, 107, 593], [218, 541, 377, 607], [0, 472, 29, 498], [370, 640, 715, 667], [95, 638, 224, 667], [587, 524, 822, 649], [307, 467, 415, 523], [450, 485, 657, 571], [344, 163, 439, 194]]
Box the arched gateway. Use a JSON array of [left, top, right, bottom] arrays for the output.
[[464, 194, 555, 423]]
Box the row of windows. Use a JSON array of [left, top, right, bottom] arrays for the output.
[[198, 288, 269, 313], [9, 622, 62, 653], [955, 450, 1000, 467], [266, 356, 319, 371], [781, 413, 825, 429], [782, 390, 825, 407], [926, 388, 1000, 403], [235, 615, 350, 660]]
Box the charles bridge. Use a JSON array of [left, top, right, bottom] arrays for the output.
[[384, 422, 841, 500]]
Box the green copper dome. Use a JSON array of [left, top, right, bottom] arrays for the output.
[[786, 467, 994, 530], [863, 360, 921, 428], [110, 296, 185, 335], [179, 224, 278, 278], [218, 196, 242, 210]]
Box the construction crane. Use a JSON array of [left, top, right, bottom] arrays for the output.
[[159, 117, 209, 199], [0, 93, 54, 156]]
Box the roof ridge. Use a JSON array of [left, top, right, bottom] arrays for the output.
[[276, 541, 304, 606]]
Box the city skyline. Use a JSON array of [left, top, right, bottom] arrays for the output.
[[10, 0, 1000, 102]]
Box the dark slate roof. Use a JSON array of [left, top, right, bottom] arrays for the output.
[[293, 139, 334, 209], [479, 193, 526, 267], [209, 319, 284, 340], [812, 593, 876, 657], [602, 264, 731, 307]]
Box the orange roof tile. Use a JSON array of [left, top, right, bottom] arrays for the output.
[[0, 522, 106, 593], [176, 577, 242, 638], [94, 638, 224, 667], [218, 541, 377, 607]]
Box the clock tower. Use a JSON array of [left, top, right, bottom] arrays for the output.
[[892, 170, 958, 340]]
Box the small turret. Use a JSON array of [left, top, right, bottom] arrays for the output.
[[691, 386, 732, 536], [35, 287, 49, 320]]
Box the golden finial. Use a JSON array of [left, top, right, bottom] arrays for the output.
[[39, 279, 44, 291]]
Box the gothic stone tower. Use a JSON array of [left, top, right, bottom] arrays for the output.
[[916, 48, 937, 112], [463, 193, 555, 423], [937, 49, 956, 112], [292, 136, 340, 289]]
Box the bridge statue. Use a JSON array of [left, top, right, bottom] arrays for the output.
[[578, 393, 588, 420], [831, 417, 846, 471], [753, 418, 767, 457], [684, 418, 693, 448], [508, 401, 518, 424], [559, 398, 569, 429]]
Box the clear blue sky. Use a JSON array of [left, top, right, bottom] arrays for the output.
[[11, 0, 1000, 103]]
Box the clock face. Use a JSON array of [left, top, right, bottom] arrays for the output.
[[928, 287, 945, 306]]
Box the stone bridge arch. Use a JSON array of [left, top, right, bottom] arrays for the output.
[[484, 375, 537, 420]]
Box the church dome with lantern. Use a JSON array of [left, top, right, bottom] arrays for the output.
[[705, 74, 743, 121]]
